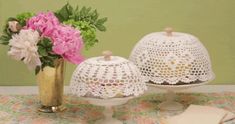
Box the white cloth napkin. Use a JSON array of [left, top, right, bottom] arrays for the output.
[[164, 105, 235, 124]]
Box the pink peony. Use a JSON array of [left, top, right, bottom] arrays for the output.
[[26, 12, 60, 37], [51, 25, 84, 64], [25, 12, 84, 64]]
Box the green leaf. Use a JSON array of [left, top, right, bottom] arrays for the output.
[[60, 7, 69, 20], [41, 63, 46, 71], [75, 5, 79, 12], [48, 60, 55, 67], [57, 3, 73, 21], [91, 10, 98, 21], [38, 46, 48, 56], [16, 12, 34, 26], [41, 38, 52, 47], [36, 37, 62, 73], [7, 17, 18, 22], [0, 41, 9, 45], [84, 7, 91, 16], [0, 35, 10, 45], [66, 3, 74, 15], [96, 24, 106, 31], [35, 66, 40, 75], [80, 6, 86, 15], [37, 38, 53, 57], [96, 17, 107, 25]]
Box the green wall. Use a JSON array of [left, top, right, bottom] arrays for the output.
[[0, 0, 235, 85]]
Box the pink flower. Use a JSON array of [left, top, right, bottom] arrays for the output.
[[26, 12, 59, 37], [51, 25, 84, 64], [25, 12, 84, 64]]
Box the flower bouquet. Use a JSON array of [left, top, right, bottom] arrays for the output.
[[0, 3, 107, 113]]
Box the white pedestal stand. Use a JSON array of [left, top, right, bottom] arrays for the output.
[[148, 82, 209, 111], [81, 96, 133, 124]]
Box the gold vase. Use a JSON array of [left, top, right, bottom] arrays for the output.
[[36, 59, 66, 113]]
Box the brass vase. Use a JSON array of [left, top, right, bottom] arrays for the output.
[[36, 59, 66, 113]]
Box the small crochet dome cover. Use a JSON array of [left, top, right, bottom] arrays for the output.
[[129, 27, 215, 85], [70, 51, 147, 99]]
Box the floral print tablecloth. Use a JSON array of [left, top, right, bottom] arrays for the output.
[[0, 92, 234, 124]]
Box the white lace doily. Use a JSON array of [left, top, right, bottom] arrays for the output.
[[129, 28, 215, 84], [70, 51, 147, 99]]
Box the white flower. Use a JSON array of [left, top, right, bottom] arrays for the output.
[[8, 29, 41, 70], [8, 21, 21, 32]]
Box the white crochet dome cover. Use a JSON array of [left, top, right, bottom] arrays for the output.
[[70, 53, 147, 99], [129, 29, 215, 84]]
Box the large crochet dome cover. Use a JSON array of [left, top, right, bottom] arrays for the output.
[[70, 53, 147, 99], [129, 30, 214, 85]]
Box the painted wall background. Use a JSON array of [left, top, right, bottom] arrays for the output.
[[0, 0, 234, 85]]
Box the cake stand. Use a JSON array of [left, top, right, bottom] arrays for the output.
[[148, 81, 209, 111], [81, 96, 134, 124]]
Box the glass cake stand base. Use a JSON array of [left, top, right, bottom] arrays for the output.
[[81, 96, 134, 124], [148, 82, 209, 111]]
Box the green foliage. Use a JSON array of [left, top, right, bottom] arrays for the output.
[[0, 12, 34, 45], [16, 12, 34, 26], [0, 18, 18, 45], [0, 35, 11, 45], [36, 38, 61, 74], [55, 3, 107, 49], [64, 20, 98, 50]]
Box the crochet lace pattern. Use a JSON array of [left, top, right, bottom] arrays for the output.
[[70, 56, 147, 98], [129, 31, 214, 85]]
